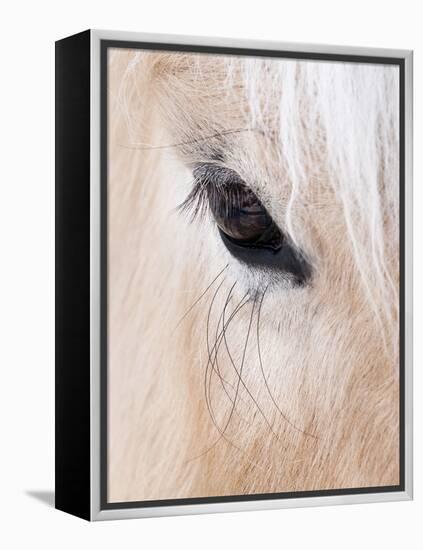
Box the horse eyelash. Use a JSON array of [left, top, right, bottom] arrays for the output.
[[177, 165, 253, 223], [177, 176, 211, 221]]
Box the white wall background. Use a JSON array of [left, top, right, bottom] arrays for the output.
[[0, 0, 420, 547]]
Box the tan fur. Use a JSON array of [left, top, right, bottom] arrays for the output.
[[107, 49, 399, 502]]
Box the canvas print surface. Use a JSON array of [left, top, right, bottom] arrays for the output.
[[105, 47, 401, 504]]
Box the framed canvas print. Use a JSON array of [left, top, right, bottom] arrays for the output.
[[55, 29, 413, 521]]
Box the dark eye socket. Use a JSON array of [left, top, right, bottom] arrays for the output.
[[181, 164, 311, 285]]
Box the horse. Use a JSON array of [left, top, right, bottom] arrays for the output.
[[106, 48, 400, 502]]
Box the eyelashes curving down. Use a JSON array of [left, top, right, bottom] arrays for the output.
[[178, 268, 318, 463], [179, 163, 312, 285]]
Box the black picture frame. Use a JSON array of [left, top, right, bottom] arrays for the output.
[[55, 29, 413, 521]]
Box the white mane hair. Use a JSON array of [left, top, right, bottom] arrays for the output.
[[107, 49, 400, 502], [240, 58, 399, 341]]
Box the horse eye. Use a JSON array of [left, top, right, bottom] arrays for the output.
[[188, 164, 311, 285], [210, 182, 284, 251]]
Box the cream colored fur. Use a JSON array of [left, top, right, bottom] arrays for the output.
[[107, 49, 400, 502]]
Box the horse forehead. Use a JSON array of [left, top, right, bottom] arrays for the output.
[[152, 55, 339, 214]]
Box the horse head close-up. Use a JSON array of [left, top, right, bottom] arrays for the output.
[[106, 49, 400, 502]]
